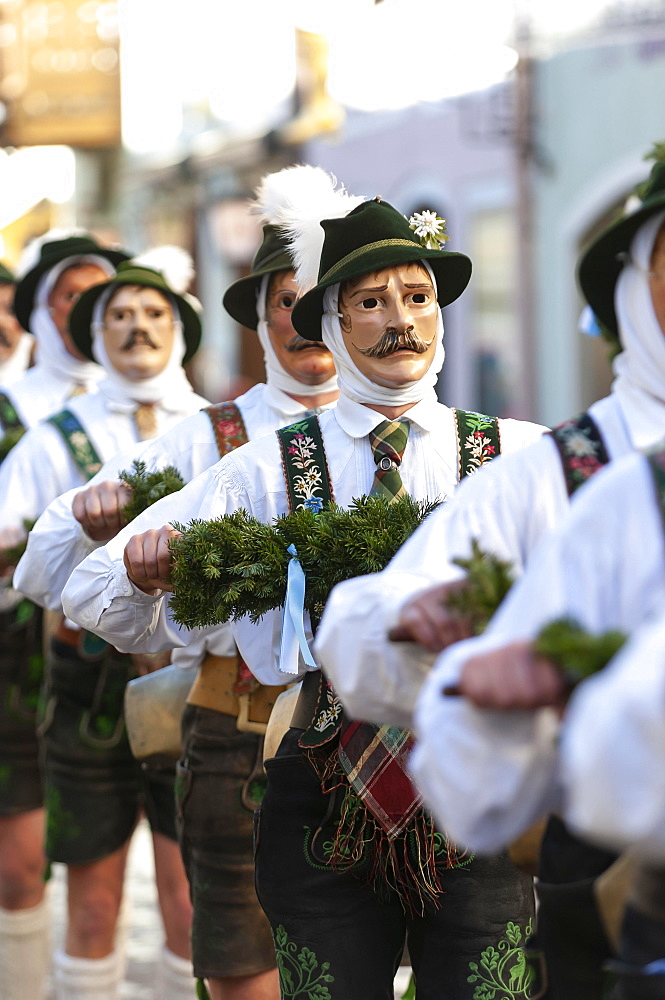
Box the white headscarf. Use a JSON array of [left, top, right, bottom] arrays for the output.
[[256, 275, 338, 398], [321, 261, 445, 406], [612, 208, 665, 445], [30, 255, 112, 386], [90, 284, 196, 411]]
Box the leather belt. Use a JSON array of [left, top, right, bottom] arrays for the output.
[[186, 653, 291, 734]]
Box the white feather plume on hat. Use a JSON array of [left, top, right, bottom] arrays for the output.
[[132, 245, 194, 295], [252, 164, 364, 292], [16, 227, 89, 279]]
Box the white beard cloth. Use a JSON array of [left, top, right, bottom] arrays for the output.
[[612, 208, 665, 446], [321, 261, 445, 406], [256, 275, 338, 398], [90, 286, 195, 410], [30, 254, 114, 385]]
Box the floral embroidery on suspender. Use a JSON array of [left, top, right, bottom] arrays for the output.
[[204, 401, 248, 458], [550, 412, 610, 496], [47, 409, 103, 481], [277, 415, 335, 515], [277, 416, 341, 747], [454, 408, 502, 480], [0, 392, 26, 461]]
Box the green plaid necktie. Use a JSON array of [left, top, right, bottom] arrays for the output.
[[337, 416, 422, 839], [369, 418, 410, 500]]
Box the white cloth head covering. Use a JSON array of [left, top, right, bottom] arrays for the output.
[[31, 255, 112, 386], [255, 275, 338, 398], [321, 261, 445, 406], [90, 284, 196, 410], [611, 208, 665, 446]]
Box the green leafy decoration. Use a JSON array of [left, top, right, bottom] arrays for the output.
[[446, 539, 515, 635], [272, 925, 335, 999], [168, 494, 440, 630], [534, 617, 626, 686], [467, 919, 534, 999], [118, 459, 185, 523]]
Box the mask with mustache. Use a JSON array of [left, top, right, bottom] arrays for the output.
[[122, 328, 160, 351], [284, 333, 332, 354], [354, 326, 433, 359]]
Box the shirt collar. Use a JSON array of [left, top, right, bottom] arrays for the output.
[[334, 388, 443, 438]]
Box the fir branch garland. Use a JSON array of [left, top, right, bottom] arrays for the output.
[[446, 539, 515, 634], [169, 495, 441, 630], [118, 460, 185, 523]]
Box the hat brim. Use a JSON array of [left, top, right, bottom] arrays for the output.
[[578, 194, 665, 337], [69, 278, 202, 364], [13, 247, 129, 332], [222, 249, 293, 330], [291, 246, 472, 340]]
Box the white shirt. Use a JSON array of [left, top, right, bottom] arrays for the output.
[[314, 391, 639, 728], [16, 383, 323, 615], [62, 390, 545, 686], [410, 450, 665, 853]]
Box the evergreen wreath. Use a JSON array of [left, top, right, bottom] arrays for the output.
[[168, 494, 441, 630]]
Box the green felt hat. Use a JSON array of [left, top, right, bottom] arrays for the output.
[[0, 262, 15, 284], [291, 198, 472, 340], [13, 235, 130, 332], [69, 261, 202, 364], [222, 224, 294, 331], [578, 160, 665, 337]]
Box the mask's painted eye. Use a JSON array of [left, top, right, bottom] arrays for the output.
[[280, 294, 294, 308], [412, 293, 427, 303], [361, 297, 379, 309]]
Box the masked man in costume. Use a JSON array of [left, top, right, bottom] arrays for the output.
[[2, 251, 208, 1000], [17, 164, 340, 1000], [0, 263, 34, 387], [61, 188, 546, 999], [315, 152, 665, 1000], [410, 440, 665, 999], [0, 232, 129, 1000]]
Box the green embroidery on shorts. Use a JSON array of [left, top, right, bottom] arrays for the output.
[[468, 919, 534, 999], [273, 924, 335, 999], [432, 830, 475, 868], [45, 787, 81, 851]]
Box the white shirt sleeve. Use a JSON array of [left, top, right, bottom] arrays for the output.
[[61, 464, 229, 652], [561, 614, 665, 858], [410, 452, 665, 854]]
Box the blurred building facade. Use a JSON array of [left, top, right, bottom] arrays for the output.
[[2, 2, 665, 422]]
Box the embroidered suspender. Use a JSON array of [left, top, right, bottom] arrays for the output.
[[453, 408, 501, 480], [47, 410, 103, 482], [277, 415, 334, 514], [646, 447, 665, 525], [0, 392, 26, 461], [204, 400, 249, 458], [550, 412, 610, 497]]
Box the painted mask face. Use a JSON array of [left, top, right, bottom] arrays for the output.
[[49, 263, 109, 359], [101, 285, 176, 380], [338, 262, 439, 388], [0, 283, 24, 362], [650, 224, 665, 336], [266, 269, 335, 385]]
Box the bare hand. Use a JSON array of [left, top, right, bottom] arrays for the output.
[[457, 641, 567, 711], [123, 525, 182, 594], [73, 480, 132, 542], [388, 580, 473, 653]]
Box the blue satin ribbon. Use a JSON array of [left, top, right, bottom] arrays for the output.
[[279, 543, 318, 675]]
